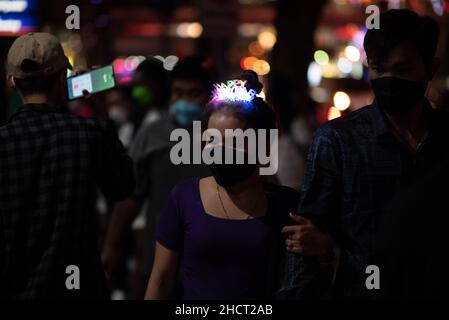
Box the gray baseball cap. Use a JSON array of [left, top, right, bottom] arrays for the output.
[[7, 32, 72, 79]]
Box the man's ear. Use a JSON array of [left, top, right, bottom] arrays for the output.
[[58, 69, 66, 83], [427, 57, 440, 80], [57, 69, 68, 90]]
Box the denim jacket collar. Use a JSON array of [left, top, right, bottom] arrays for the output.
[[369, 99, 435, 139]]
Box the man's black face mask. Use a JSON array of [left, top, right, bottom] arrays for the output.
[[370, 77, 427, 116]]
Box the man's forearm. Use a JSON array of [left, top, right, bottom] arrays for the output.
[[104, 197, 142, 247]]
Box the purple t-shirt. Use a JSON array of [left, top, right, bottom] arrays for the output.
[[155, 177, 299, 300]]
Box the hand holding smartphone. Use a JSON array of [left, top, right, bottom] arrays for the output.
[[67, 65, 116, 100]]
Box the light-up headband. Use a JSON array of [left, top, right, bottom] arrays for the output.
[[211, 80, 257, 104]]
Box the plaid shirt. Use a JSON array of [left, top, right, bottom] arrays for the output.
[[282, 100, 449, 299], [0, 103, 135, 299]]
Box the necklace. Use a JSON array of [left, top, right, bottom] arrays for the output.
[[216, 184, 257, 220]]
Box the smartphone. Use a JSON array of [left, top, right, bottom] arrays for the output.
[[67, 65, 115, 100]]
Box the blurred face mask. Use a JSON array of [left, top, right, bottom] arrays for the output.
[[206, 145, 257, 188], [170, 100, 203, 127], [370, 77, 427, 116], [131, 85, 153, 106], [108, 105, 128, 124]]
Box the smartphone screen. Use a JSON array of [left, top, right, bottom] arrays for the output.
[[67, 65, 115, 100]]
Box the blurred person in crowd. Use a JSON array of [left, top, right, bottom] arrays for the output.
[[277, 114, 314, 190], [102, 56, 213, 298], [281, 9, 449, 299], [145, 71, 299, 299], [123, 58, 170, 298], [128, 57, 170, 138], [103, 59, 169, 298], [106, 87, 134, 148], [375, 156, 449, 299], [0, 32, 135, 299]]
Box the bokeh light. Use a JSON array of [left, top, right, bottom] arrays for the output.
[[337, 57, 352, 74], [327, 106, 342, 121], [344, 45, 361, 62], [163, 55, 179, 71], [258, 30, 276, 50], [314, 50, 329, 65], [248, 41, 265, 56], [176, 22, 203, 38], [187, 22, 203, 38], [333, 91, 351, 111], [253, 59, 270, 76], [240, 56, 258, 70], [307, 62, 322, 87]]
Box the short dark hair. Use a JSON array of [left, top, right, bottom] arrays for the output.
[[364, 9, 440, 66], [14, 72, 60, 96], [134, 57, 170, 106], [135, 57, 167, 82], [171, 56, 216, 93]]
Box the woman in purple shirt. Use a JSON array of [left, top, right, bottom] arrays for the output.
[[145, 71, 299, 299]]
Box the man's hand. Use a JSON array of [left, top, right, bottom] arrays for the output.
[[281, 213, 332, 256], [73, 66, 109, 121], [101, 244, 124, 280]]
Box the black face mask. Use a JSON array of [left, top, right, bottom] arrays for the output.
[[370, 77, 427, 116], [207, 145, 257, 188]]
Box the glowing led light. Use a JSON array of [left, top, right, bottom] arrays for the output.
[[0, 19, 21, 33], [240, 56, 258, 70], [257, 90, 266, 101], [118, 76, 132, 84], [0, 1, 27, 13], [113, 58, 126, 74], [238, 23, 260, 37], [164, 55, 179, 71], [212, 80, 257, 104], [124, 56, 141, 71], [253, 59, 270, 76], [337, 57, 352, 74], [175, 22, 203, 38], [388, 0, 401, 9], [187, 22, 203, 38], [345, 45, 361, 62], [352, 28, 366, 50], [327, 106, 342, 121], [333, 91, 351, 111], [248, 41, 265, 56], [67, 55, 74, 69], [258, 31, 276, 50], [154, 55, 165, 62], [314, 50, 329, 65], [322, 63, 338, 78], [66, 55, 75, 77], [351, 62, 364, 80], [431, 0, 444, 16], [307, 62, 322, 86], [176, 23, 189, 37]]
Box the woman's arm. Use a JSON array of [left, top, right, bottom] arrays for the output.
[[144, 242, 179, 300]]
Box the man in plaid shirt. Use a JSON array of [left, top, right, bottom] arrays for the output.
[[0, 33, 135, 299]]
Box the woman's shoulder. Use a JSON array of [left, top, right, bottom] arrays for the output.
[[169, 177, 201, 203]]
